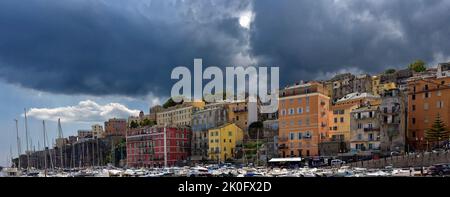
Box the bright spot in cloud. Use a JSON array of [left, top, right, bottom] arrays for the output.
[[26, 100, 140, 123], [239, 11, 253, 29]]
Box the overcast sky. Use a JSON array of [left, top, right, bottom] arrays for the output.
[[1, 0, 450, 166]]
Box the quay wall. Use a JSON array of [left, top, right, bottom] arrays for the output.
[[345, 152, 450, 168]]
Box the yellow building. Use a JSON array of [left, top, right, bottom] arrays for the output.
[[381, 82, 396, 91], [208, 123, 244, 162], [226, 101, 250, 131], [372, 76, 381, 96], [329, 93, 380, 147], [157, 101, 205, 127]]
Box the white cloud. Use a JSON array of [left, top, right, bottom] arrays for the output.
[[314, 67, 366, 80], [26, 100, 140, 123]]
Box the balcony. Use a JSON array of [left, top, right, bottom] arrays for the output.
[[363, 128, 380, 132], [233, 108, 248, 113]]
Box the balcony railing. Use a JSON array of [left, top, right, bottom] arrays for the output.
[[233, 109, 248, 113], [363, 128, 380, 132]]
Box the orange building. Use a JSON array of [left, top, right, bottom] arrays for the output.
[[278, 81, 330, 158], [329, 92, 380, 153], [407, 69, 450, 151]]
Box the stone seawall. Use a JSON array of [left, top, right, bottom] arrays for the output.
[[346, 152, 450, 168]]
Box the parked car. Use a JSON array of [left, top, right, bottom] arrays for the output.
[[390, 151, 401, 156], [432, 148, 446, 153], [428, 163, 450, 176], [331, 159, 345, 166]]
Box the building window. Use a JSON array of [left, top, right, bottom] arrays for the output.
[[228, 131, 232, 136], [340, 117, 344, 123], [306, 106, 310, 113], [229, 139, 231, 143], [334, 118, 338, 123], [289, 108, 295, 115], [298, 120, 302, 126], [358, 134, 362, 140], [424, 103, 429, 110], [306, 97, 310, 105], [437, 91, 442, 96], [412, 105, 416, 111], [437, 101, 444, 109], [281, 109, 286, 116], [298, 132, 302, 140], [305, 131, 311, 138], [297, 108, 303, 114], [412, 118, 416, 124], [290, 121, 294, 126], [290, 132, 294, 140], [357, 123, 362, 129], [224, 139, 226, 143], [298, 98, 302, 104], [306, 118, 310, 126], [412, 94, 416, 100], [290, 99, 294, 104]]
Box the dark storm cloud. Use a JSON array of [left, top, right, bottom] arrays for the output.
[[250, 0, 450, 84], [1, 0, 450, 96], [0, 0, 251, 96]]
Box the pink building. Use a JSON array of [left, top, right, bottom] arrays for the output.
[[126, 126, 191, 167]]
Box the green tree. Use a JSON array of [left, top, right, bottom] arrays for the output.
[[163, 98, 182, 108], [130, 121, 139, 128], [248, 121, 264, 139], [385, 68, 396, 74], [425, 114, 449, 148], [140, 119, 155, 127], [408, 60, 427, 72]]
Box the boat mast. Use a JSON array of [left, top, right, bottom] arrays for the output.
[[9, 145, 13, 168], [42, 120, 47, 177], [14, 119, 21, 169], [24, 109, 30, 170], [96, 138, 100, 166], [92, 138, 95, 167], [44, 124, 54, 170], [57, 119, 64, 169]]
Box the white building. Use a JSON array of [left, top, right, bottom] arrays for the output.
[[91, 124, 104, 139]]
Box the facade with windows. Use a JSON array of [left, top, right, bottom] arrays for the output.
[[156, 101, 205, 127], [126, 126, 191, 167], [208, 123, 243, 162], [350, 104, 381, 155], [329, 92, 380, 153], [407, 65, 450, 151], [278, 81, 330, 158], [379, 88, 407, 153], [190, 103, 228, 162]]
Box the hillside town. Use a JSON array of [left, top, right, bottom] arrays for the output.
[[4, 61, 450, 177]]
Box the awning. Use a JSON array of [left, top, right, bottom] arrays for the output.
[[268, 157, 302, 162]]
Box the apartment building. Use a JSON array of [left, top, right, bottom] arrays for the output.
[[278, 81, 330, 158], [156, 101, 205, 127], [407, 64, 450, 151]]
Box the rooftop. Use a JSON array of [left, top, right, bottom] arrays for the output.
[[336, 92, 379, 103]]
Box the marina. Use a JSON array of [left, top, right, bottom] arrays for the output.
[[0, 164, 442, 177]]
